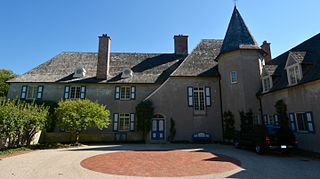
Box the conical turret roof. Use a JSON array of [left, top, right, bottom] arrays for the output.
[[220, 6, 259, 54]]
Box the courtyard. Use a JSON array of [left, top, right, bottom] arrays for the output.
[[0, 144, 319, 179]]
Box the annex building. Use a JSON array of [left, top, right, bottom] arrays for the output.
[[7, 7, 320, 153]]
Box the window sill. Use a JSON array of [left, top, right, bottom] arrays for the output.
[[193, 110, 206, 116]]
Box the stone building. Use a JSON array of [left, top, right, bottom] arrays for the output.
[[7, 7, 319, 153]]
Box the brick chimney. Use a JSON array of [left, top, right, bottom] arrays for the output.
[[174, 35, 188, 55], [97, 34, 111, 80], [261, 41, 272, 64]]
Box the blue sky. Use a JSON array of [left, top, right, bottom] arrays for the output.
[[1, 0, 319, 74]]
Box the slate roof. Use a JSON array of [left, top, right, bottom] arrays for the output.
[[263, 33, 320, 93], [7, 52, 185, 84], [262, 64, 278, 76], [172, 39, 223, 77], [220, 6, 259, 54]]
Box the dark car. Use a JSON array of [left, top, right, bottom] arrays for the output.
[[234, 125, 298, 154]]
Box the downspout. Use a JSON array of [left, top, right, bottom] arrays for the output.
[[257, 93, 264, 126], [218, 75, 224, 142]]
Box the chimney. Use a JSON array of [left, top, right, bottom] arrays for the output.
[[261, 41, 272, 64], [97, 34, 111, 80], [174, 35, 188, 55]]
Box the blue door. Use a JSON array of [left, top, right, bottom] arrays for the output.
[[151, 119, 165, 140]]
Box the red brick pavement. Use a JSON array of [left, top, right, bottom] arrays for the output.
[[80, 150, 241, 177]]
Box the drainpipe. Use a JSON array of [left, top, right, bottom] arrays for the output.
[[219, 76, 225, 142]]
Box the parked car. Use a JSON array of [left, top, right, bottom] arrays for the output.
[[234, 125, 298, 154]]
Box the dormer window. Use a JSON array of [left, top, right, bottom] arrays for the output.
[[285, 51, 305, 86], [73, 67, 86, 78], [262, 76, 273, 92], [287, 64, 302, 85]]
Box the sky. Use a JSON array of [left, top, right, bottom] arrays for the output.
[[1, 0, 319, 75]]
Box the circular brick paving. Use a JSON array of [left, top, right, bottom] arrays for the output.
[[80, 150, 241, 177]]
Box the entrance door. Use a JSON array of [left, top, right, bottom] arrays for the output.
[[151, 117, 165, 140]]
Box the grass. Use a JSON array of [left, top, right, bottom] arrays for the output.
[[0, 143, 82, 157], [0, 146, 31, 156]]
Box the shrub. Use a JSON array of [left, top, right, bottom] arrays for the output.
[[55, 99, 110, 143]]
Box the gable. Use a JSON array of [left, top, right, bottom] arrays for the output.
[[172, 39, 223, 77]]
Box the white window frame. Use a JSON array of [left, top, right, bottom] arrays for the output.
[[286, 64, 302, 86], [295, 112, 309, 133], [120, 86, 131, 100], [119, 113, 130, 131], [69, 86, 81, 99], [193, 87, 205, 112], [230, 71, 238, 84], [26, 86, 38, 99], [262, 76, 273, 93]]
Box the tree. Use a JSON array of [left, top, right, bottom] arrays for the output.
[[136, 100, 154, 142], [275, 99, 289, 128], [55, 99, 110, 143], [223, 110, 235, 142], [0, 69, 17, 97], [0, 98, 49, 146]]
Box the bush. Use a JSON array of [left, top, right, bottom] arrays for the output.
[[55, 99, 110, 143], [0, 98, 49, 147]]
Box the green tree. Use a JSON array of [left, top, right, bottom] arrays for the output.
[[55, 99, 110, 143], [0, 69, 17, 97], [136, 100, 154, 142], [0, 98, 49, 146], [275, 99, 289, 128], [223, 110, 235, 141]]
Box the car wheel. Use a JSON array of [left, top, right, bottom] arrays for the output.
[[234, 141, 241, 149], [255, 144, 264, 154]]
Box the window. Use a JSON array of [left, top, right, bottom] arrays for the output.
[[296, 113, 308, 132], [289, 112, 315, 133], [262, 76, 272, 92], [254, 114, 261, 125], [70, 86, 81, 99], [193, 87, 205, 111], [26, 86, 38, 99], [230, 71, 237, 84], [187, 86, 211, 114], [120, 86, 131, 100], [21, 85, 44, 100], [287, 65, 302, 85], [64, 86, 86, 99], [115, 86, 136, 100], [119, 113, 130, 131]]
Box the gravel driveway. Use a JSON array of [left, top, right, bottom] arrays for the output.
[[0, 144, 319, 179]]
